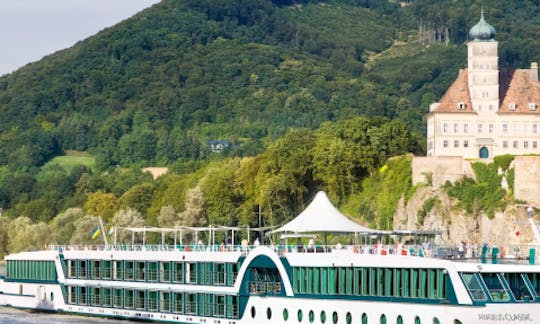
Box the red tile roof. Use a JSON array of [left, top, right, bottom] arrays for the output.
[[499, 69, 540, 113], [431, 68, 540, 114], [431, 69, 474, 113]]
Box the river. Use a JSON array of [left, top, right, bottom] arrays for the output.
[[0, 307, 134, 324]]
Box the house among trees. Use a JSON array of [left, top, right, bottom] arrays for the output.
[[427, 11, 540, 159], [209, 140, 230, 153]]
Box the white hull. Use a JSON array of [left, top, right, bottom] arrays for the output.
[[0, 280, 538, 324]]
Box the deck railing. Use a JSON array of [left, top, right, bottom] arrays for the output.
[[47, 243, 538, 262]]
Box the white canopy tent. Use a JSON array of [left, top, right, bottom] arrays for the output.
[[270, 191, 379, 235]]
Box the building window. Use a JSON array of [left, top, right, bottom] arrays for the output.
[[513, 124, 519, 134], [464, 140, 469, 148], [443, 123, 449, 133], [463, 123, 469, 133], [502, 124, 508, 133], [524, 124, 529, 134], [534, 141, 538, 149], [509, 102, 517, 110], [513, 141, 518, 149], [529, 102, 537, 111], [454, 140, 459, 148], [457, 102, 466, 110], [443, 140, 449, 148], [489, 124, 493, 134], [524, 141, 529, 149], [428, 141, 433, 150], [534, 124, 538, 134], [478, 124, 483, 133], [489, 104, 493, 111], [454, 123, 459, 133], [503, 141, 508, 148]]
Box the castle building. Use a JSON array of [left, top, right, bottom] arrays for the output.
[[427, 12, 540, 159]]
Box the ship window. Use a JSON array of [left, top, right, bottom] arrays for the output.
[[267, 307, 272, 320], [455, 320, 463, 324], [320, 311, 326, 323], [480, 273, 509, 301], [332, 311, 338, 324], [284, 308, 289, 321], [504, 273, 533, 301], [526, 273, 540, 296], [460, 273, 487, 301], [397, 315, 403, 324], [361, 313, 368, 324], [309, 310, 314, 323], [380, 314, 386, 324], [298, 309, 303, 322], [251, 306, 256, 318], [415, 316, 421, 324], [433, 317, 441, 324]]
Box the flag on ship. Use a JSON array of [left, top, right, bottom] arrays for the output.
[[91, 226, 100, 239]]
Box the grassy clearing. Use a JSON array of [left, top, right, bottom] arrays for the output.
[[44, 152, 96, 172]]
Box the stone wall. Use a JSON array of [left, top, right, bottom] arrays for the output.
[[514, 156, 540, 206], [413, 155, 540, 206], [412, 156, 474, 187]]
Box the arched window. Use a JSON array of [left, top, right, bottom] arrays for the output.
[[479, 147, 489, 159]]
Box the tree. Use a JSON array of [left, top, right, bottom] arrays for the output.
[[70, 215, 100, 244], [110, 209, 145, 243], [178, 185, 207, 227], [83, 191, 120, 222], [49, 208, 84, 244], [120, 182, 155, 215]]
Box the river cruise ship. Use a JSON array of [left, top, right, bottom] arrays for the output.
[[2, 191, 540, 324], [1, 241, 540, 324]]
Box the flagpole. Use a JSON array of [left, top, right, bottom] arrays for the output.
[[99, 216, 108, 245]]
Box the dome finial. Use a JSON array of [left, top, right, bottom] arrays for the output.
[[469, 7, 496, 41]]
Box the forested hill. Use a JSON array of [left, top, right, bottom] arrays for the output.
[[2, 0, 540, 252], [2, 1, 540, 170]]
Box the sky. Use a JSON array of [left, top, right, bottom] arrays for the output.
[[0, 0, 161, 76]]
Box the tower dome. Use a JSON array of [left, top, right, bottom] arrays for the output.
[[469, 11, 496, 40]]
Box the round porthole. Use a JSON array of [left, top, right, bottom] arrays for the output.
[[397, 315, 403, 324], [251, 306, 256, 318], [415, 316, 421, 324], [380, 314, 386, 324], [298, 309, 303, 322], [267, 307, 272, 320], [332, 311, 338, 324], [362, 313, 368, 324], [309, 310, 315, 323], [283, 308, 289, 321], [320, 311, 327, 323], [346, 312, 352, 324]]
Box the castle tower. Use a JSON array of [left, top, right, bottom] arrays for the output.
[[467, 10, 499, 116]]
